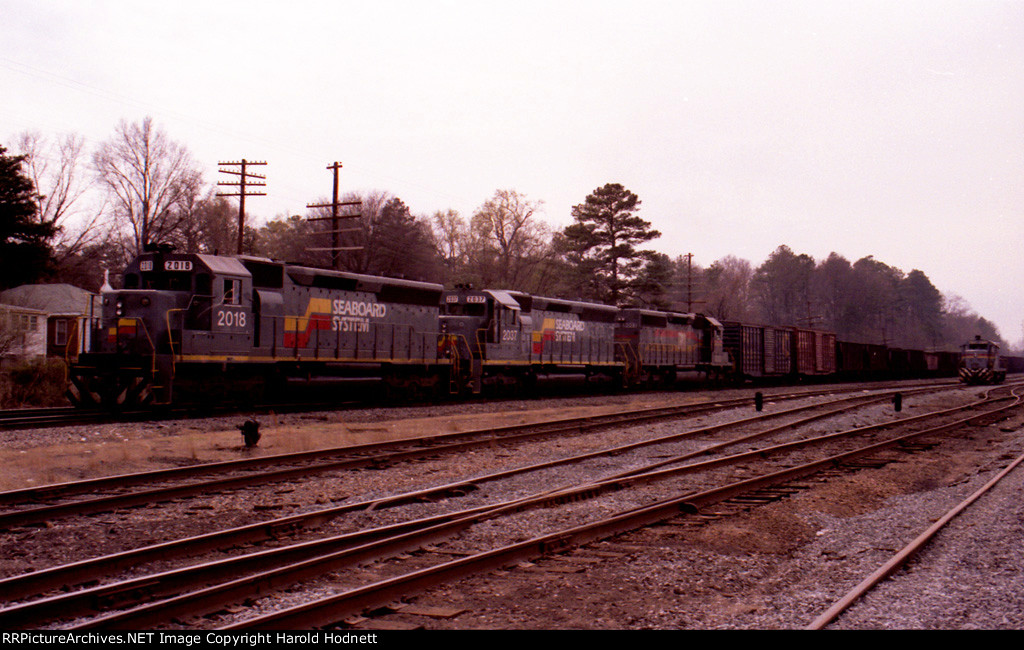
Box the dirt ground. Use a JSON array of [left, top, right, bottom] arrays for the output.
[[0, 393, 707, 492]]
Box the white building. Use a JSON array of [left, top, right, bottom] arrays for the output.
[[0, 284, 98, 361]]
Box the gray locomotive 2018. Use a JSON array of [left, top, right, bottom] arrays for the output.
[[69, 246, 449, 408]]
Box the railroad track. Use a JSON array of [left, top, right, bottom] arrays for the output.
[[0, 383, 948, 529], [221, 383, 1024, 630], [0, 406, 113, 430], [0, 380, 1015, 629]]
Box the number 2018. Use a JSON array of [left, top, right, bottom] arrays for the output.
[[217, 310, 246, 328]]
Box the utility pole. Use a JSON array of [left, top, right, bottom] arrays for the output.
[[679, 252, 705, 313], [684, 252, 694, 312], [218, 159, 267, 254], [305, 161, 362, 270]]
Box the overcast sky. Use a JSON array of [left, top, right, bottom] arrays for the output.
[[2, 0, 1022, 343]]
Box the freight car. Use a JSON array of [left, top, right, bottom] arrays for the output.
[[835, 340, 889, 380], [1004, 355, 1024, 375], [721, 322, 793, 380], [721, 323, 836, 381], [925, 350, 960, 378], [68, 246, 450, 408], [793, 327, 836, 377]]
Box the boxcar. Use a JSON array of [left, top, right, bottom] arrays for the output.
[[722, 322, 793, 380], [793, 328, 836, 376]]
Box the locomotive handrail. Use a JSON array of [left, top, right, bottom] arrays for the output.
[[615, 341, 640, 384], [61, 319, 82, 388], [475, 326, 488, 355], [164, 309, 188, 389], [165, 309, 186, 360], [62, 319, 80, 365]]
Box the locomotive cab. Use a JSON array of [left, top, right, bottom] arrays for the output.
[[440, 288, 532, 392], [441, 289, 530, 357], [70, 248, 257, 407]]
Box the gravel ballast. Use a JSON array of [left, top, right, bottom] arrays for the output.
[[2, 384, 1022, 630]]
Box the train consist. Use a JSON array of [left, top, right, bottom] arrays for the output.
[[67, 247, 1012, 409]]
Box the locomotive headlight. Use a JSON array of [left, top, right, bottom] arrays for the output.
[[141, 297, 151, 307], [116, 300, 124, 316]]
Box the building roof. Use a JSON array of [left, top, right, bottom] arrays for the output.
[[0, 284, 96, 316]]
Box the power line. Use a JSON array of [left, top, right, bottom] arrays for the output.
[[306, 162, 362, 270], [217, 159, 266, 254]]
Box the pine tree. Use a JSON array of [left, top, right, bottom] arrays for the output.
[[0, 145, 54, 289], [557, 183, 660, 305]]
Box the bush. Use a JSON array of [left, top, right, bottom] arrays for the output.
[[0, 358, 70, 407]]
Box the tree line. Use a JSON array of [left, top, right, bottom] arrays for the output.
[[1, 117, 1009, 352]]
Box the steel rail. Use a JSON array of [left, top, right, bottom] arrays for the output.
[[221, 388, 1023, 630], [0, 385, 928, 529], [806, 397, 1024, 629], [0, 381, 964, 505], [0, 390, 801, 506], [19, 386, 1014, 629], [0, 386, 911, 604]]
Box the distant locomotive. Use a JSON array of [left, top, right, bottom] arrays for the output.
[[958, 336, 1006, 384], [69, 248, 995, 410]]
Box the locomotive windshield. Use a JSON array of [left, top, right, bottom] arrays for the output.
[[442, 302, 487, 316], [122, 257, 200, 292], [123, 270, 195, 292]]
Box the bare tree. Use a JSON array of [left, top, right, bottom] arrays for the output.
[[14, 131, 104, 266], [699, 256, 753, 321], [471, 189, 552, 291], [431, 209, 467, 271], [92, 117, 203, 260]]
